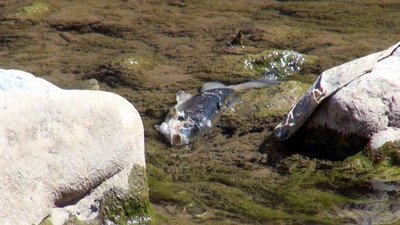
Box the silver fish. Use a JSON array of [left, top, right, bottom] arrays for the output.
[[156, 79, 280, 146]]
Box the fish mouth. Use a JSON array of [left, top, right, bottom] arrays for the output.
[[171, 133, 183, 146], [156, 120, 191, 146], [169, 130, 191, 146]]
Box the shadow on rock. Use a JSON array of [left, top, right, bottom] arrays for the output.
[[259, 125, 369, 167], [283, 125, 369, 161]]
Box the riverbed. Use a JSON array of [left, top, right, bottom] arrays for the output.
[[1, 1, 400, 224]]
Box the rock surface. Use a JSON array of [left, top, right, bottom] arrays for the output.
[[274, 42, 400, 151], [0, 69, 146, 225]]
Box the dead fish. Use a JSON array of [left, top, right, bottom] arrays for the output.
[[156, 79, 280, 146]]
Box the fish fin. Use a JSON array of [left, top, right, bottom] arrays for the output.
[[176, 91, 192, 104], [202, 82, 226, 90]]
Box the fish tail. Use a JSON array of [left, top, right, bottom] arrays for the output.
[[228, 78, 281, 92]]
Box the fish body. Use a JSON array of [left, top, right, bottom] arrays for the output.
[[156, 79, 280, 146], [156, 88, 234, 146]]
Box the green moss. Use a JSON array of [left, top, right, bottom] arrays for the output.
[[367, 141, 400, 167], [275, 158, 359, 214], [196, 182, 290, 220], [100, 164, 151, 225], [269, 149, 400, 223]]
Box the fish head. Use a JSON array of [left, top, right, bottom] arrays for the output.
[[156, 116, 199, 146]]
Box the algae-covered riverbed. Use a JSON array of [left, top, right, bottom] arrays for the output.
[[1, 0, 400, 224]]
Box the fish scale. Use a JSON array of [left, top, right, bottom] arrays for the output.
[[179, 88, 235, 126]]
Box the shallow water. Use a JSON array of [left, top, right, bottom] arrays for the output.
[[1, 0, 400, 224]]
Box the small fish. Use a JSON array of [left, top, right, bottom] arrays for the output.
[[156, 79, 280, 146]]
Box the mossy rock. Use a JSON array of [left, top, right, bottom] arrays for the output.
[[39, 165, 151, 225], [221, 49, 320, 80], [217, 80, 310, 138], [196, 48, 320, 85], [15, 2, 53, 23], [235, 81, 310, 118], [100, 165, 151, 225]]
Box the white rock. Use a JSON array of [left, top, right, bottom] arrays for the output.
[[0, 69, 145, 225], [307, 48, 400, 148], [274, 42, 400, 149]]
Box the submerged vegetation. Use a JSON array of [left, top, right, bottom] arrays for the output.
[[1, 0, 400, 224], [244, 50, 306, 79], [147, 141, 400, 224]]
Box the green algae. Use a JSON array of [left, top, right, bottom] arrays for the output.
[[272, 147, 400, 223], [190, 181, 339, 224], [148, 165, 192, 205], [100, 164, 151, 225]]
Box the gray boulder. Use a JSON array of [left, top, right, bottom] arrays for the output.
[[274, 42, 400, 152], [0, 69, 146, 224]]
